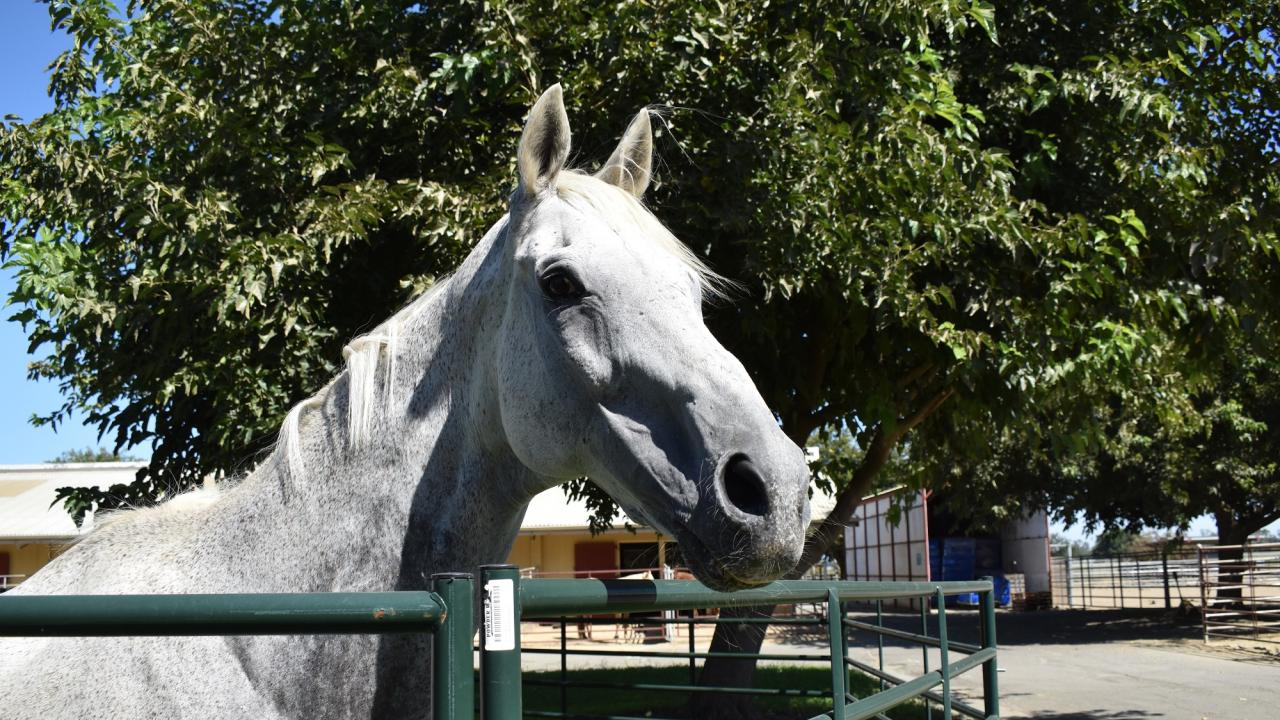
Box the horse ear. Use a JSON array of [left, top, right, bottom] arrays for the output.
[[517, 84, 571, 196], [595, 109, 653, 197]]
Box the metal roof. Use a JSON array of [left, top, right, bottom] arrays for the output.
[[520, 483, 838, 534], [0, 463, 838, 542], [0, 462, 147, 543]]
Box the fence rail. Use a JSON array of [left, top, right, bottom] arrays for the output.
[[0, 571, 1000, 719], [0, 591, 446, 636]]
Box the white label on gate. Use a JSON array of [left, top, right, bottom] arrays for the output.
[[483, 579, 515, 651]]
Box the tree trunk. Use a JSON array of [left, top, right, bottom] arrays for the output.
[[688, 424, 899, 717], [688, 389, 952, 719], [686, 605, 776, 718], [1212, 513, 1251, 604]]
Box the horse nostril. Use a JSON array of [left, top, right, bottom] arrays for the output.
[[722, 454, 770, 518]]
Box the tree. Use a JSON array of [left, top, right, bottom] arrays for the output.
[[47, 447, 138, 463], [968, 346, 1278, 545], [696, 1, 1279, 708], [2, 1, 1276, 715], [1091, 529, 1142, 557], [0, 0, 1223, 523], [1050, 533, 1092, 559]]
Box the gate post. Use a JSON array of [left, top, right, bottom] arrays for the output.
[[1162, 551, 1172, 610], [1198, 547, 1209, 642], [480, 564, 522, 720], [980, 577, 1000, 719], [432, 573, 475, 720], [826, 588, 847, 712], [936, 588, 953, 720], [1064, 543, 1073, 606]]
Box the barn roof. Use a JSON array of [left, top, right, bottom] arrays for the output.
[[0, 462, 838, 541], [520, 483, 838, 535], [0, 462, 147, 543]]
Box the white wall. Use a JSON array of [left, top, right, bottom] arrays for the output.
[[1002, 511, 1052, 594]]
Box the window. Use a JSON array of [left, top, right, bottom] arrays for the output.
[[619, 542, 659, 572]]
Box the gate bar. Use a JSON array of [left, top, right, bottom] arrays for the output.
[[481, 564, 522, 720], [827, 589, 847, 712], [980, 577, 1000, 719], [432, 573, 475, 720], [0, 592, 444, 636], [936, 588, 952, 720]]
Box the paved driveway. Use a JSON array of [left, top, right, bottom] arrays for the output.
[[520, 608, 1277, 719], [844, 608, 1279, 720]]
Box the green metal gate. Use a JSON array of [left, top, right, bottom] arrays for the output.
[[0, 575, 473, 720], [0, 571, 999, 719], [476, 565, 1000, 720]]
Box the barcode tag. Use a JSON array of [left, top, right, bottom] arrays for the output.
[[483, 578, 515, 651]]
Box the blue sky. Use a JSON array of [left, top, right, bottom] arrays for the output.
[[0, 2, 104, 464], [0, 3, 1262, 542]]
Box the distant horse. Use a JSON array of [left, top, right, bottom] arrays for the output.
[[0, 86, 811, 719]]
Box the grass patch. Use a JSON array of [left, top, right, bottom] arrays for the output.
[[523, 664, 935, 719]]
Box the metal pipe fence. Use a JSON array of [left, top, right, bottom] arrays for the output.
[[481, 564, 1001, 720], [1051, 548, 1201, 609], [0, 577, 472, 720], [1, 571, 1001, 719], [1197, 542, 1280, 645]]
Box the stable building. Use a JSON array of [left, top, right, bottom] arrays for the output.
[[843, 486, 1053, 608], [509, 484, 839, 578], [0, 461, 148, 590], [1, 462, 838, 588], [507, 486, 678, 578]]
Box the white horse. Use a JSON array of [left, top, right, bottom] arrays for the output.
[[0, 86, 812, 719]]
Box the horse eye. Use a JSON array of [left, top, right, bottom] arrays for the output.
[[541, 271, 584, 301]]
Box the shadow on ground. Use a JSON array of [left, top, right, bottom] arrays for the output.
[[1013, 707, 1167, 712]]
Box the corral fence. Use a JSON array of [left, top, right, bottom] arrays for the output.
[[500, 567, 1000, 720], [0, 582, 469, 718], [514, 562, 843, 646], [0, 568, 1001, 719], [1051, 546, 1201, 610], [1198, 542, 1280, 644]]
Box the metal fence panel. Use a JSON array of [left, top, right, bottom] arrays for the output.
[[2, 575, 1002, 718], [1197, 542, 1280, 645], [0, 591, 445, 636], [1, 588, 469, 720], [1051, 549, 1201, 610], [484, 572, 1000, 720]]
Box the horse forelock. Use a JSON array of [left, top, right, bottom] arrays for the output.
[[553, 171, 732, 302]]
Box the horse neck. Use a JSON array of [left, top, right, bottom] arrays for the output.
[[224, 219, 540, 592]]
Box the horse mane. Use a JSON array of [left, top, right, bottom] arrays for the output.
[[275, 278, 450, 483], [276, 171, 729, 483]]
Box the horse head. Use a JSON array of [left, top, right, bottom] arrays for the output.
[[494, 86, 812, 591]]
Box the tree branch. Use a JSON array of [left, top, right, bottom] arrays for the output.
[[805, 403, 846, 433], [896, 362, 936, 390], [789, 386, 955, 576], [895, 387, 954, 442]]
